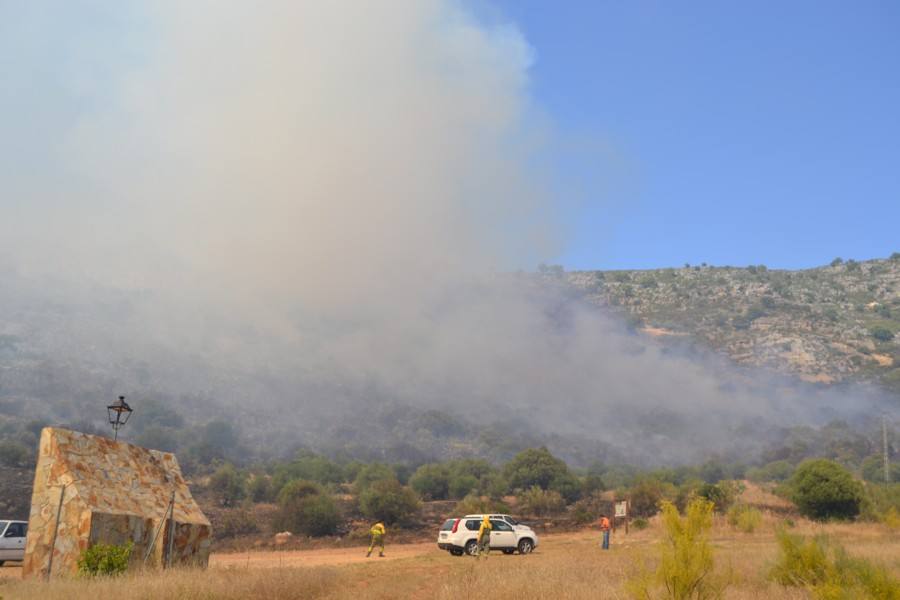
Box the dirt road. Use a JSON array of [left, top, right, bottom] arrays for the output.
[[210, 540, 442, 569], [0, 531, 603, 579]]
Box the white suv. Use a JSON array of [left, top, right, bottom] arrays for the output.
[[437, 514, 538, 556], [0, 520, 28, 566]]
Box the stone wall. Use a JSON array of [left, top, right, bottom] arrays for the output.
[[22, 428, 211, 579]]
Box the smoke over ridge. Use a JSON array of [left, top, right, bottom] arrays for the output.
[[0, 1, 888, 464]]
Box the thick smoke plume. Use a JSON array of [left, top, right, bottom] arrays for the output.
[[0, 1, 887, 465]]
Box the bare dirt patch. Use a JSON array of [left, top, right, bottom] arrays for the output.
[[210, 540, 441, 569]]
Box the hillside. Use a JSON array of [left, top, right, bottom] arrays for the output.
[[565, 254, 900, 393]]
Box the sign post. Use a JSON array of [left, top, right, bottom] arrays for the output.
[[615, 500, 628, 534]]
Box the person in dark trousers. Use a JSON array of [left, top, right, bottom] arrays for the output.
[[475, 515, 492, 559], [599, 514, 611, 550]]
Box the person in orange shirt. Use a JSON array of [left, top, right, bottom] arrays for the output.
[[599, 514, 611, 550]]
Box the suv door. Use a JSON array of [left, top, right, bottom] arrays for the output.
[[0, 522, 27, 561], [489, 519, 516, 548]]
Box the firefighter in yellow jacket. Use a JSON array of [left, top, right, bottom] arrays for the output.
[[366, 521, 386, 557], [476, 515, 492, 559]]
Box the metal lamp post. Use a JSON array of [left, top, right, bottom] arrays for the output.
[[107, 395, 134, 441]]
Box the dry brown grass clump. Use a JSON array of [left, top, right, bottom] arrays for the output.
[[0, 566, 341, 600], [1, 519, 898, 600]]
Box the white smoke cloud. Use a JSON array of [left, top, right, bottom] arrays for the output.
[[1, 1, 884, 464]]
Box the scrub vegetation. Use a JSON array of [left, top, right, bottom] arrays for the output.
[[3, 511, 897, 600], [567, 254, 900, 392]]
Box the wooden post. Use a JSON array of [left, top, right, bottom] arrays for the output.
[[165, 491, 176, 568], [45, 484, 67, 582], [143, 494, 174, 566]]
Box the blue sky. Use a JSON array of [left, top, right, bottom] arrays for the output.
[[486, 0, 900, 270]]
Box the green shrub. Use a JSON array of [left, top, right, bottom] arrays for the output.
[[871, 327, 895, 343], [861, 455, 900, 483], [453, 493, 509, 515], [274, 480, 340, 536], [628, 477, 671, 518], [448, 474, 479, 499], [272, 452, 346, 491], [209, 462, 246, 506], [504, 447, 576, 498], [861, 482, 900, 523], [570, 492, 607, 525], [789, 459, 864, 520], [218, 507, 260, 538], [409, 463, 450, 500], [746, 460, 794, 482], [358, 479, 420, 524], [725, 504, 762, 533], [770, 531, 900, 599], [352, 463, 397, 494], [695, 481, 743, 513], [0, 440, 30, 468], [247, 474, 273, 502], [77, 542, 133, 577], [631, 517, 649, 531], [517, 485, 566, 516], [884, 507, 900, 530], [627, 499, 726, 600]]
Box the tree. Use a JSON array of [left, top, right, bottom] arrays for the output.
[[275, 480, 340, 536], [789, 459, 864, 520], [860, 455, 900, 483], [358, 479, 420, 524], [831, 257, 844, 267], [247, 474, 273, 502], [871, 327, 895, 343], [747, 460, 794, 483], [448, 474, 479, 499], [134, 426, 179, 453], [0, 440, 31, 467], [272, 452, 345, 491], [629, 477, 669, 517], [409, 463, 450, 500], [504, 447, 573, 495], [353, 463, 397, 494], [517, 486, 566, 516], [208, 463, 246, 506]]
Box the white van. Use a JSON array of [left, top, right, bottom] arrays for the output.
[[0, 520, 28, 565], [437, 514, 538, 556]]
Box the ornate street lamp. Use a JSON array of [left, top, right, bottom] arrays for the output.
[[107, 395, 134, 441]]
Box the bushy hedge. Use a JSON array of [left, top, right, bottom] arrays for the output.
[[358, 479, 420, 524], [789, 459, 863, 521], [770, 531, 899, 598], [77, 542, 133, 576], [275, 480, 340, 536]]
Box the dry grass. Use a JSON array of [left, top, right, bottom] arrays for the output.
[[1, 520, 897, 600]]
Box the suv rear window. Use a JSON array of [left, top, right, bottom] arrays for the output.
[[440, 519, 456, 531]]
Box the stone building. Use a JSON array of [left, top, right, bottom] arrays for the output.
[[22, 427, 211, 579]]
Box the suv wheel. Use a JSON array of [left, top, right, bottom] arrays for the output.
[[450, 548, 464, 556], [517, 539, 534, 555], [464, 540, 478, 556], [502, 549, 515, 555]]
